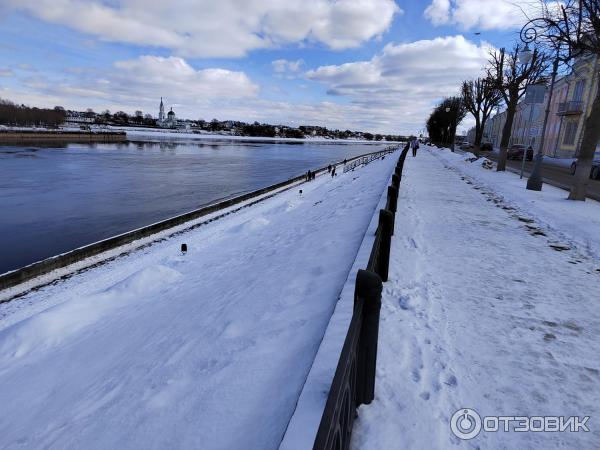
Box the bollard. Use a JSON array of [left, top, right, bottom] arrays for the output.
[[377, 209, 393, 282], [181, 243, 187, 254], [392, 174, 400, 189], [354, 269, 383, 405]]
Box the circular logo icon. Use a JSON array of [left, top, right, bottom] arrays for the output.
[[450, 408, 482, 440]]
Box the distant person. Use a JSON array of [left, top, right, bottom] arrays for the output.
[[306, 170, 312, 181], [411, 138, 419, 157], [343, 159, 347, 165], [328, 164, 332, 173], [312, 171, 316, 180], [331, 167, 336, 178]]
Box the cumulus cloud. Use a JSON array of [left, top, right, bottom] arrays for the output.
[[6, 0, 401, 57], [424, 0, 550, 30], [307, 35, 493, 132], [1, 37, 491, 134], [1, 56, 258, 117]]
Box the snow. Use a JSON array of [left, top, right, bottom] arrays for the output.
[[351, 146, 600, 449], [437, 149, 600, 259], [120, 127, 401, 144], [0, 154, 398, 449], [280, 161, 392, 450]]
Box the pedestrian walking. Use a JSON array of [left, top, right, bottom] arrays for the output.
[[411, 138, 419, 157], [331, 167, 336, 178], [307, 170, 312, 181], [328, 164, 332, 173]]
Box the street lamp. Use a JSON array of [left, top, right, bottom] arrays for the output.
[[519, 43, 533, 65], [519, 21, 559, 192]]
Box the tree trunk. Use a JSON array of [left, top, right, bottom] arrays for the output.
[[497, 95, 518, 172], [474, 117, 482, 157], [568, 88, 600, 200]]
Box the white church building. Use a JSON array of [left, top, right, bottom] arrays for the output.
[[158, 97, 177, 128]]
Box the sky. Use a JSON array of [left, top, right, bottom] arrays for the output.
[[0, 0, 547, 134]]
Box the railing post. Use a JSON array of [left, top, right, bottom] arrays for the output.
[[391, 174, 400, 189], [354, 269, 383, 405], [387, 186, 397, 214], [377, 209, 393, 281]]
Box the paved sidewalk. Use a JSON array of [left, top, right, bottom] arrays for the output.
[[351, 148, 600, 449]]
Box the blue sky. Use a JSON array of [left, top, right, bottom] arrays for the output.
[[0, 0, 541, 134]]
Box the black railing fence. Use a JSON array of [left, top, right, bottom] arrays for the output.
[[313, 142, 410, 450], [342, 144, 399, 173]]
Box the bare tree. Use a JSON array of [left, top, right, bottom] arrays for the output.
[[488, 45, 548, 171], [528, 0, 600, 200], [461, 78, 502, 156]]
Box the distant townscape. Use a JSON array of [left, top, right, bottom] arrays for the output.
[[0, 97, 408, 142]]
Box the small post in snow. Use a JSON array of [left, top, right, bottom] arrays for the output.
[[392, 174, 400, 189], [354, 269, 383, 405], [181, 243, 187, 255]]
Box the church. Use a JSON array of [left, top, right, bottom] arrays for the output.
[[158, 97, 177, 128]]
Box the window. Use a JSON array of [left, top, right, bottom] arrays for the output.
[[573, 80, 586, 102], [563, 121, 578, 145]]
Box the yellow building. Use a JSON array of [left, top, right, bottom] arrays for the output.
[[552, 54, 599, 158]]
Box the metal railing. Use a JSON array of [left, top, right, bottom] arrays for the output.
[[313, 142, 410, 450], [343, 144, 401, 173]]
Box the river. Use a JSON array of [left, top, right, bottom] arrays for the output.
[[0, 138, 389, 274]]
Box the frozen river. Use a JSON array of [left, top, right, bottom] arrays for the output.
[[0, 138, 386, 274]]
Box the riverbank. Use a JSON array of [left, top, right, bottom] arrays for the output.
[[117, 126, 401, 144], [0, 130, 126, 143]]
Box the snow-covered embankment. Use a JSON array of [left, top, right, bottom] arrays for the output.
[[0, 154, 397, 449]]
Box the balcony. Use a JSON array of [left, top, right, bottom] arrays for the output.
[[557, 101, 584, 116]]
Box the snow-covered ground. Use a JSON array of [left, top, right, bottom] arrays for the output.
[[351, 146, 600, 449], [438, 149, 600, 259], [0, 155, 397, 449], [120, 126, 400, 144]]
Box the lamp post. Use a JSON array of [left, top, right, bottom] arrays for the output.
[[519, 22, 559, 191]]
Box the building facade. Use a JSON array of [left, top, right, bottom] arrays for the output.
[[466, 54, 599, 158]]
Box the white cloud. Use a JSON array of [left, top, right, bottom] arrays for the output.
[[424, 0, 451, 26], [307, 35, 493, 133], [272, 59, 304, 74], [1, 56, 258, 115], [1, 37, 491, 134], [0, 69, 14, 77], [424, 0, 550, 30], [7, 0, 401, 57]]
